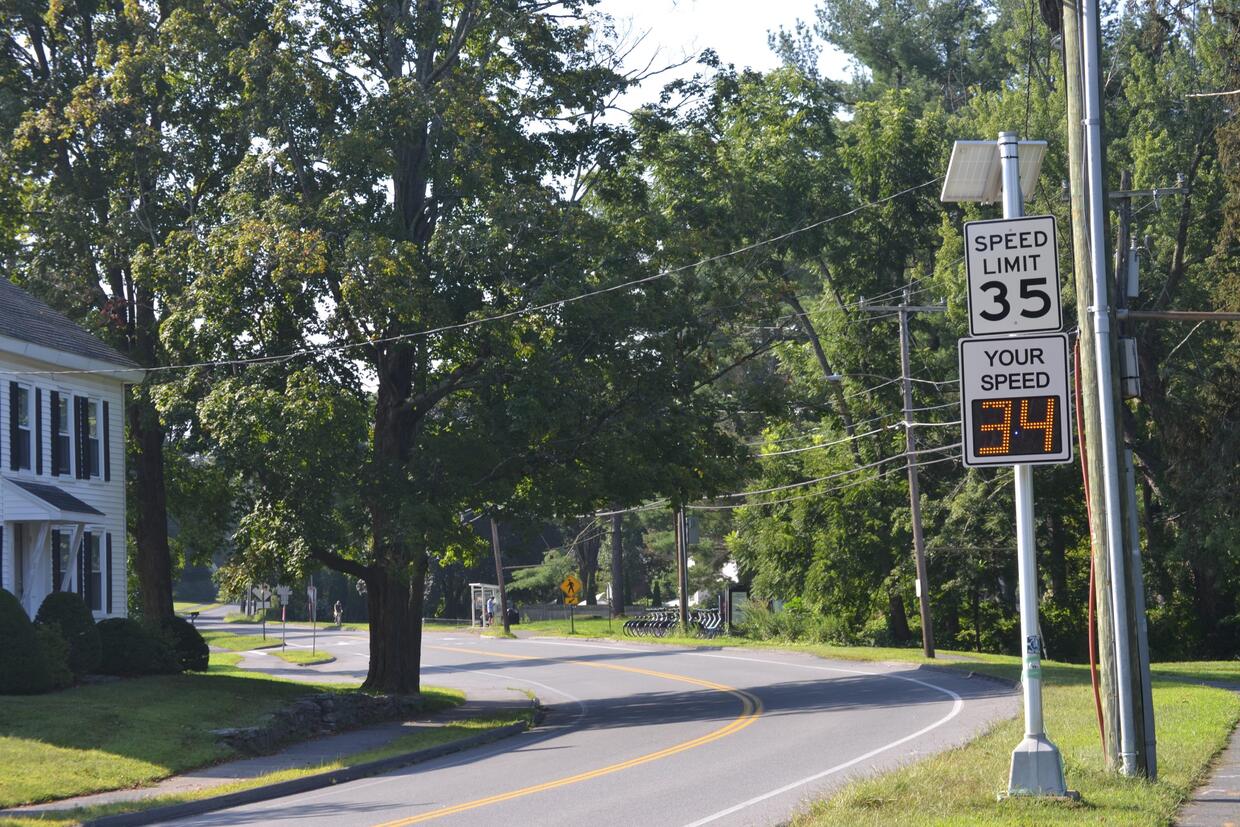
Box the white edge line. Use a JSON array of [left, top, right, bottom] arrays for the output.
[[680, 651, 971, 827]]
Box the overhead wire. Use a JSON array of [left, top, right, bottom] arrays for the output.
[[708, 442, 962, 501], [687, 451, 964, 511], [2, 178, 945, 380]]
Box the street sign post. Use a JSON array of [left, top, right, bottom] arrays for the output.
[[307, 582, 318, 654], [958, 333, 1073, 467], [275, 585, 292, 647], [964, 215, 1062, 336], [945, 132, 1070, 798], [252, 584, 272, 639]]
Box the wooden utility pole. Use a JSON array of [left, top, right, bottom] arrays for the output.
[[489, 517, 511, 635], [1107, 171, 1185, 780], [860, 287, 945, 658], [1064, 0, 1156, 776], [675, 508, 689, 629], [610, 511, 625, 619], [1062, 0, 1120, 768]]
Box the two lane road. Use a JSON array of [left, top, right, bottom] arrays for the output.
[[182, 626, 1015, 826]]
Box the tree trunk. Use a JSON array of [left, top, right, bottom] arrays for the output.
[[127, 386, 174, 621], [888, 592, 912, 642], [365, 342, 420, 692], [361, 557, 425, 694], [576, 531, 601, 606], [784, 292, 862, 464]]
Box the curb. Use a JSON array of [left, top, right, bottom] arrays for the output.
[[80, 704, 544, 827]]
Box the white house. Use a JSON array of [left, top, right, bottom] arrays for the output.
[[0, 278, 144, 619]]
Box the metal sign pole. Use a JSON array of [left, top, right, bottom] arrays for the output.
[[1081, 0, 1138, 775], [999, 131, 1067, 797]]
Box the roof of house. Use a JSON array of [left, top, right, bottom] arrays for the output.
[[0, 278, 139, 370], [10, 479, 105, 516]]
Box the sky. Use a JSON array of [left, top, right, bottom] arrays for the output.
[[590, 0, 851, 109]]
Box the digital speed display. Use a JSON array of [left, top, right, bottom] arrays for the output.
[[959, 333, 1072, 467], [970, 395, 1062, 458]]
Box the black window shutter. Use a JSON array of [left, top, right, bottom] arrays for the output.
[[49, 391, 60, 476], [80, 533, 91, 606], [35, 389, 42, 474], [8, 381, 17, 471], [51, 530, 61, 593], [74, 397, 86, 479], [102, 400, 110, 481], [105, 533, 113, 614]]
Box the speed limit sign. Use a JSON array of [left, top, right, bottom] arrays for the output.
[[964, 215, 1062, 336]]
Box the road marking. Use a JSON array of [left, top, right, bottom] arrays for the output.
[[524, 637, 646, 652], [371, 645, 763, 826], [679, 651, 969, 826]]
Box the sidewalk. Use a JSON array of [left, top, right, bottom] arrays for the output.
[[4, 688, 532, 818], [1179, 682, 1240, 826]]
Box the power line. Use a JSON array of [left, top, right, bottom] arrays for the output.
[[742, 409, 903, 446], [2, 178, 945, 380], [754, 425, 897, 457], [687, 452, 963, 511], [709, 442, 962, 501]]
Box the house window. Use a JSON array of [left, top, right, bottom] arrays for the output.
[[56, 395, 72, 475], [86, 399, 101, 478], [13, 384, 32, 470]]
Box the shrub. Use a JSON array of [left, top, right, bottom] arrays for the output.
[[35, 592, 102, 676], [97, 618, 181, 676], [0, 589, 52, 694], [737, 598, 861, 646], [162, 616, 209, 672], [34, 624, 74, 690]]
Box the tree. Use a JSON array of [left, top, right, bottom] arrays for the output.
[[0, 0, 265, 620], [167, 1, 757, 693]]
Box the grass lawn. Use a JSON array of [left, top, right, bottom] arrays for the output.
[[797, 665, 1238, 826], [223, 612, 371, 631], [201, 630, 284, 652], [0, 653, 461, 810], [269, 650, 336, 666], [172, 601, 223, 614], [222, 613, 471, 634], [0, 708, 530, 827]]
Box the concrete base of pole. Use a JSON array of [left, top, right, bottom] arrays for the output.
[[1007, 735, 1069, 797]]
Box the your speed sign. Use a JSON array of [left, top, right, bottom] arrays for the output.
[[964, 215, 1062, 336]]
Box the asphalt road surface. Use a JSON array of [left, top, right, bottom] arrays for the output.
[[185, 614, 1016, 826]]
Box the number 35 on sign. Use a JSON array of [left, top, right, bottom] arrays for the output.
[[964, 215, 1062, 336]]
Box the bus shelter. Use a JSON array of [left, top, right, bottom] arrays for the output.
[[469, 583, 500, 627]]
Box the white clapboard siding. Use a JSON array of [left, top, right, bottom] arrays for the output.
[[0, 348, 130, 618]]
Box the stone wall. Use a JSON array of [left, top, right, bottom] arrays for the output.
[[212, 692, 429, 755]]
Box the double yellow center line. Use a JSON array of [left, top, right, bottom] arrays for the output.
[[374, 645, 763, 825]]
